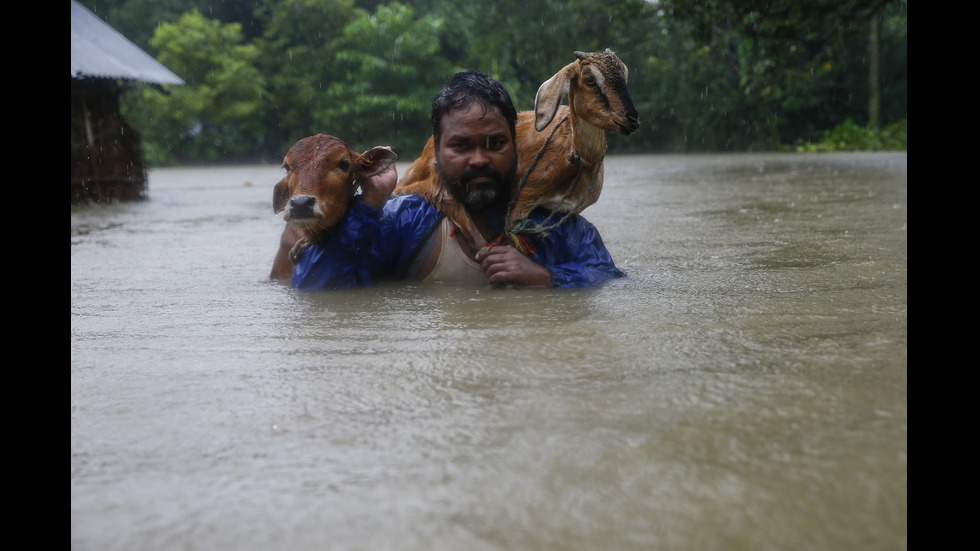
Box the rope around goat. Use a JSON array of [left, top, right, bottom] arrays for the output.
[[500, 112, 603, 252]]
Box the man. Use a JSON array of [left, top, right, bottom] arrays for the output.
[[292, 70, 624, 289]]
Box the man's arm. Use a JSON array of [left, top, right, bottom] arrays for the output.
[[291, 165, 399, 290], [291, 201, 384, 289], [476, 245, 553, 288], [359, 162, 397, 209], [529, 215, 625, 288]]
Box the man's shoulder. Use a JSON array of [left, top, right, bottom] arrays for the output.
[[382, 193, 441, 231], [387, 193, 435, 210]]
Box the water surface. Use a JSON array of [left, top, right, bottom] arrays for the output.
[[71, 153, 907, 551]]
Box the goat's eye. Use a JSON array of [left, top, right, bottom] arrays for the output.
[[337, 158, 351, 171], [584, 76, 597, 87]]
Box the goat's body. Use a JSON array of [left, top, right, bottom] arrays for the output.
[[395, 49, 638, 250], [510, 105, 605, 218]]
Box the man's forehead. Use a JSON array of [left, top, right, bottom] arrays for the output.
[[441, 103, 508, 134], [444, 129, 509, 142]]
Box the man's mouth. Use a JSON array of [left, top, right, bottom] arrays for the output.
[[461, 167, 501, 185], [465, 176, 496, 187]]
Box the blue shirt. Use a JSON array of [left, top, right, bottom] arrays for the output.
[[292, 193, 625, 289]]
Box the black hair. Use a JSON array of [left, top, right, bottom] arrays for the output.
[[430, 70, 518, 145]]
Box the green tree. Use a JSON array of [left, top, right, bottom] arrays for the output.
[[81, 0, 906, 160], [420, 0, 650, 112], [125, 9, 267, 164], [316, 3, 453, 158], [627, 19, 760, 152], [253, 0, 360, 157], [79, 0, 274, 51], [658, 0, 903, 149], [79, 0, 190, 51]]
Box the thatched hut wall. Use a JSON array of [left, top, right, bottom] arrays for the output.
[[71, 78, 147, 204]]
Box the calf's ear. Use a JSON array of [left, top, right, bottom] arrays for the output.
[[354, 146, 399, 179], [273, 179, 290, 214]]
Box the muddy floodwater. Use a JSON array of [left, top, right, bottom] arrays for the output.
[[71, 152, 907, 551]]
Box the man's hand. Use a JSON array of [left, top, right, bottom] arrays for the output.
[[476, 245, 552, 288], [359, 162, 398, 209]]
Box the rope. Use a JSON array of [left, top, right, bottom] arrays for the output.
[[480, 231, 539, 257], [503, 112, 602, 243], [507, 112, 571, 216], [288, 236, 311, 264]]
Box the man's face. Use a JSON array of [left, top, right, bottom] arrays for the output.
[[435, 103, 517, 211]]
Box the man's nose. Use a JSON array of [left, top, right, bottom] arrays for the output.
[[468, 145, 491, 166]]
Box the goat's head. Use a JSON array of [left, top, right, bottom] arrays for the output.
[[273, 134, 398, 238], [534, 48, 640, 136]]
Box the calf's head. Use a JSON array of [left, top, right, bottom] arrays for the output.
[[273, 134, 398, 239]]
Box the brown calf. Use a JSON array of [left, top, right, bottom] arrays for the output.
[[394, 49, 639, 253], [270, 134, 398, 280]]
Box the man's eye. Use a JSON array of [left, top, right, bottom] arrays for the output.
[[486, 140, 507, 151], [450, 143, 472, 151]]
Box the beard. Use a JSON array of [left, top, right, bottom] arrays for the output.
[[438, 161, 516, 212]]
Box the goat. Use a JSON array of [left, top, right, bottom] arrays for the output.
[[394, 49, 639, 253], [270, 134, 398, 280]]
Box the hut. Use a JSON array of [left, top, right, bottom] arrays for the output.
[[70, 0, 183, 204]]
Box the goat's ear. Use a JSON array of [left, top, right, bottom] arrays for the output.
[[534, 63, 573, 132], [355, 146, 399, 179], [273, 179, 290, 214]]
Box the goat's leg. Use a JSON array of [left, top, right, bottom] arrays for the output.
[[506, 195, 541, 234]]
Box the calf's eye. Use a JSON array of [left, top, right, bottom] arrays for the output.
[[338, 158, 351, 171]]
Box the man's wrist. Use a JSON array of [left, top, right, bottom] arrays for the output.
[[358, 193, 388, 210]]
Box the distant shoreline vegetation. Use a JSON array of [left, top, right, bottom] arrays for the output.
[[83, 0, 906, 165], [794, 119, 907, 153]]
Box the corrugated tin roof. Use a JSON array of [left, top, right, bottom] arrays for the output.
[[70, 0, 184, 85]]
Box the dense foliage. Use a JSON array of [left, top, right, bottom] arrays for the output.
[[79, 0, 907, 165]]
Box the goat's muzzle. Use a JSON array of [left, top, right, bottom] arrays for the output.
[[621, 114, 641, 136]]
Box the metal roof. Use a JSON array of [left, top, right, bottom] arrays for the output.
[[70, 0, 184, 85]]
